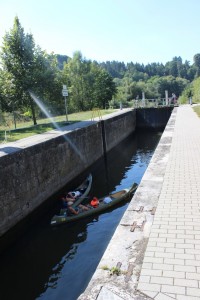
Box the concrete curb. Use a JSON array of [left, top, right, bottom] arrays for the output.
[[78, 108, 177, 299]]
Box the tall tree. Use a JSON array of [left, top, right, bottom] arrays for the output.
[[92, 65, 117, 108], [0, 16, 59, 124], [63, 51, 91, 111], [193, 53, 200, 77], [63, 51, 116, 111], [0, 17, 38, 124]]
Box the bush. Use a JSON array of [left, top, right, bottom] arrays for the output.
[[23, 111, 32, 118]]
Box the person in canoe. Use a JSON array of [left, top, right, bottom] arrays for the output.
[[61, 193, 79, 209], [61, 195, 68, 208], [69, 190, 82, 198], [65, 192, 89, 215]]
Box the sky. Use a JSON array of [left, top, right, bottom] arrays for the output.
[[0, 0, 200, 65]]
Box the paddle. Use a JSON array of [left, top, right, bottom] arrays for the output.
[[72, 196, 91, 208]]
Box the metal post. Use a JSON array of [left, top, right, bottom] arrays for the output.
[[142, 92, 145, 107], [64, 96, 68, 121], [12, 103, 16, 129], [165, 90, 168, 106], [62, 85, 68, 122]]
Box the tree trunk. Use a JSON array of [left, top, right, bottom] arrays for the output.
[[30, 98, 37, 125]]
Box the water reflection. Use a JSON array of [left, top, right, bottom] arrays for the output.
[[0, 219, 90, 300], [0, 130, 161, 300]]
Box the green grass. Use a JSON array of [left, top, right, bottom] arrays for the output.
[[193, 105, 200, 117], [0, 109, 117, 143]]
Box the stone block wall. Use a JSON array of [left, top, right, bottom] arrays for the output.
[[136, 107, 173, 130], [103, 109, 136, 151], [0, 110, 136, 237]]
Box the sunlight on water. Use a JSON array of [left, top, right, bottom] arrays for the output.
[[29, 91, 86, 164]]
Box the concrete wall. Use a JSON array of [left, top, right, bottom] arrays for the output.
[[0, 110, 136, 237], [136, 107, 173, 130], [104, 110, 136, 151]]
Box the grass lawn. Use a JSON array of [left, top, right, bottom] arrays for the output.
[[193, 105, 200, 117], [0, 109, 117, 144]]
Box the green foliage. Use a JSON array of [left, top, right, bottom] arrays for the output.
[[113, 74, 188, 102], [0, 110, 6, 127], [193, 106, 200, 117], [63, 51, 93, 111], [99, 61, 126, 78], [101, 265, 110, 270], [101, 265, 121, 276], [179, 76, 200, 104], [92, 66, 116, 108], [100, 55, 198, 102], [0, 17, 38, 124], [62, 51, 116, 111], [192, 77, 200, 103], [109, 267, 121, 276], [23, 110, 32, 117], [0, 17, 62, 125], [101, 57, 195, 82], [178, 83, 193, 104], [193, 53, 200, 77], [56, 54, 69, 70]]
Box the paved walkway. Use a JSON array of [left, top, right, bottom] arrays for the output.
[[137, 105, 200, 299]]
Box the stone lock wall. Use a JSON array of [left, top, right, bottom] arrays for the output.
[[103, 110, 136, 151], [0, 110, 136, 237], [136, 107, 173, 130]]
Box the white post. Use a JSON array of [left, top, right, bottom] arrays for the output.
[[64, 96, 68, 121], [62, 85, 68, 121], [165, 90, 168, 106], [142, 92, 145, 107]]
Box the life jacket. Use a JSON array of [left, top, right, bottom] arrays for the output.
[[90, 197, 99, 208]]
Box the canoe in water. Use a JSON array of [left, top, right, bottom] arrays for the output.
[[51, 182, 138, 226]]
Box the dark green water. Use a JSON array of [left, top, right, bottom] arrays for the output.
[[0, 130, 161, 300]]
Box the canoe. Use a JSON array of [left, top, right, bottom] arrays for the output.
[[51, 182, 138, 226], [60, 173, 93, 213]]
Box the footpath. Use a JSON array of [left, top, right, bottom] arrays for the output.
[[79, 105, 200, 300]]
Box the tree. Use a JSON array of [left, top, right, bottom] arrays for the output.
[[193, 53, 200, 77], [0, 17, 38, 123], [56, 54, 69, 70], [62, 51, 92, 111], [31, 51, 63, 116], [192, 77, 200, 103], [151, 75, 188, 98], [0, 68, 8, 111], [62, 51, 116, 111], [0, 16, 59, 124], [92, 65, 117, 108]]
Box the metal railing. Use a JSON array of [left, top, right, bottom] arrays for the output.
[[133, 98, 178, 108]]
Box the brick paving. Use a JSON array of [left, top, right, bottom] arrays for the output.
[[137, 105, 200, 299]]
